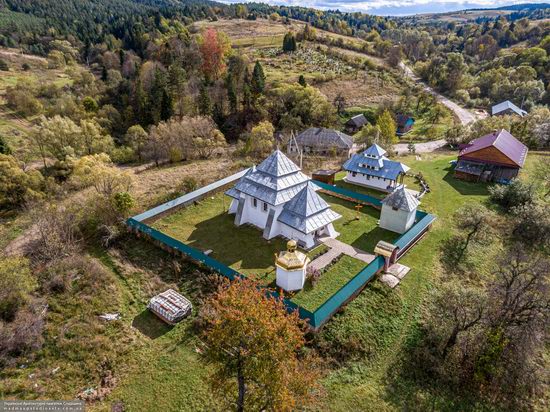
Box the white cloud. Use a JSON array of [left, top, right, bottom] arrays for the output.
[[220, 0, 547, 16]]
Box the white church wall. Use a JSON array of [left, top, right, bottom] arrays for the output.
[[344, 172, 396, 191]]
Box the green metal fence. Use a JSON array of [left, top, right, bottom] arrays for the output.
[[127, 173, 436, 329], [312, 180, 382, 208]]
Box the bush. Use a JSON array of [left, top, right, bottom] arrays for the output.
[[0, 58, 8, 71], [489, 180, 536, 211], [0, 257, 36, 322]]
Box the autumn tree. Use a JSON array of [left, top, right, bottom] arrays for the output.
[[244, 121, 275, 156], [376, 109, 397, 146], [0, 154, 44, 209], [32, 115, 83, 163], [199, 278, 321, 412], [124, 125, 148, 161], [199, 28, 231, 81]]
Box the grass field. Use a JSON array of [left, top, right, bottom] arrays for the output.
[[4, 151, 544, 411], [151, 189, 396, 311]]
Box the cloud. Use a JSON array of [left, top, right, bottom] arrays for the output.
[[220, 0, 547, 16]]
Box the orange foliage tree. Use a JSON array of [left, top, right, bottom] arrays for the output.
[[199, 28, 231, 81], [199, 277, 321, 411]]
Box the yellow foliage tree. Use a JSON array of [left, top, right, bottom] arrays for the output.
[[200, 278, 321, 412]]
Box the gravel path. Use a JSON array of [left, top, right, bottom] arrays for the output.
[[398, 62, 477, 126]]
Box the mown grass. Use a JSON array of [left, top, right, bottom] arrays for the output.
[[290, 255, 366, 312]]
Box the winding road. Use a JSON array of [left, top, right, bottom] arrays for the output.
[[393, 62, 484, 155], [398, 62, 478, 125]]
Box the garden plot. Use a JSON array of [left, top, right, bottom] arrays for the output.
[[151, 190, 396, 311], [256, 47, 356, 83]]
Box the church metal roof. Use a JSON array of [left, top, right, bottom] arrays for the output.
[[382, 186, 419, 212], [277, 182, 341, 234], [225, 150, 310, 206], [343, 144, 410, 181]]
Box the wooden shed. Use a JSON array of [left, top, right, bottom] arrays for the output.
[[312, 169, 338, 185]]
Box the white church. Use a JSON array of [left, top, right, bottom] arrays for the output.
[[343, 144, 410, 192], [226, 150, 341, 249]]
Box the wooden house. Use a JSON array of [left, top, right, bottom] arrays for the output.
[[287, 127, 353, 157], [454, 129, 528, 183], [345, 114, 368, 133]]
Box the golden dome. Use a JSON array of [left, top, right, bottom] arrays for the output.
[[275, 240, 310, 271]]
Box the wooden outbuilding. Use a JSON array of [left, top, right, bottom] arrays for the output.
[[454, 129, 528, 183], [312, 169, 338, 185]]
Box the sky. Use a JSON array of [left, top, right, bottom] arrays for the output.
[[221, 0, 548, 16]]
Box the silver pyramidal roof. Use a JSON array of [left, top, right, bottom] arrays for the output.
[[382, 186, 419, 212], [277, 182, 341, 234], [225, 150, 310, 206]]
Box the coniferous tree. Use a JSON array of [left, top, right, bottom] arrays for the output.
[[298, 75, 307, 87], [242, 68, 252, 113], [198, 82, 212, 115], [251, 61, 265, 96], [282, 32, 297, 52]]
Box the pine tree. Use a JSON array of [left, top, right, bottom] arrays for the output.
[[242, 68, 252, 113], [198, 82, 212, 115], [251, 61, 265, 96], [298, 75, 307, 87], [227, 75, 238, 113], [282, 32, 297, 52]]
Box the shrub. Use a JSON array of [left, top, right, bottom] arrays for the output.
[[0, 257, 36, 322], [489, 180, 536, 211], [0, 58, 8, 71]]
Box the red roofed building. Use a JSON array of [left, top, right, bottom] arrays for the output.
[[454, 129, 528, 183]]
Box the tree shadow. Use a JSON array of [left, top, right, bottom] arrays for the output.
[[442, 166, 490, 197], [132, 309, 173, 339], [350, 227, 397, 253], [380, 329, 489, 412], [186, 212, 286, 278]]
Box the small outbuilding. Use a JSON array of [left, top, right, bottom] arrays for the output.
[[455, 129, 528, 183], [148, 289, 192, 325], [379, 186, 419, 234], [492, 100, 527, 117], [396, 114, 415, 136], [288, 127, 353, 157], [345, 114, 368, 133], [312, 169, 338, 185], [275, 240, 310, 292]]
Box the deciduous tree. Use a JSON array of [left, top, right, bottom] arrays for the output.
[[199, 278, 321, 412]]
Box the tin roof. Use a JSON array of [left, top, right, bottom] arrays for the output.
[[491, 101, 527, 117], [295, 127, 353, 149], [363, 144, 386, 157], [346, 114, 368, 128], [458, 129, 528, 168], [226, 151, 310, 205], [277, 182, 341, 234], [382, 186, 419, 212], [256, 149, 301, 177], [343, 144, 409, 180]]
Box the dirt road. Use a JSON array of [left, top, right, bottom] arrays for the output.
[[398, 62, 478, 125], [393, 139, 448, 155]]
